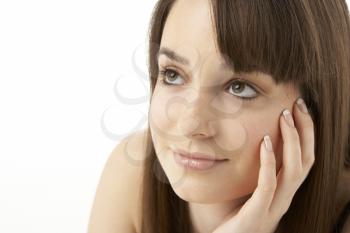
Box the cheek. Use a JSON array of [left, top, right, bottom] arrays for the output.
[[242, 116, 283, 171], [215, 117, 281, 196], [149, 88, 173, 136], [214, 119, 248, 155], [149, 87, 187, 153], [246, 119, 277, 148], [149, 86, 196, 137]]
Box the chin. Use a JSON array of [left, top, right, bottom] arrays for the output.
[[168, 176, 255, 205], [168, 180, 240, 204], [171, 185, 221, 204]]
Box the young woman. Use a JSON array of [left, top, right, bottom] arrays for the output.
[[88, 0, 350, 232]]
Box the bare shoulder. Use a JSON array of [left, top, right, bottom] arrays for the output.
[[126, 128, 148, 233], [88, 128, 148, 233]]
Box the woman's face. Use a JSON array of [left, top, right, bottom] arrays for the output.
[[149, 0, 301, 203]]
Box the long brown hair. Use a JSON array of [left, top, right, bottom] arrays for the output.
[[140, 0, 350, 232]]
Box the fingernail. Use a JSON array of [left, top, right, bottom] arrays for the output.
[[297, 98, 308, 114], [283, 109, 295, 127], [264, 135, 273, 152]]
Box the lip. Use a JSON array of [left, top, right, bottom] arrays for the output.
[[173, 148, 227, 161], [173, 151, 227, 170]]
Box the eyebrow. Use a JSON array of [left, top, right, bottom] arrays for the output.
[[157, 46, 234, 70], [156, 47, 277, 89], [157, 47, 190, 66]]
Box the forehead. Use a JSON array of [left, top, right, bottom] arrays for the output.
[[159, 0, 227, 69], [158, 0, 281, 88]]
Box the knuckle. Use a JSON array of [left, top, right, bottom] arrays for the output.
[[271, 202, 290, 219], [289, 130, 300, 144], [270, 178, 278, 188], [260, 188, 275, 195], [306, 155, 315, 167], [305, 122, 315, 132], [308, 117, 315, 128], [259, 182, 277, 194], [295, 165, 304, 176], [280, 201, 292, 215], [305, 135, 315, 146], [287, 167, 303, 182], [304, 126, 315, 142], [303, 112, 315, 126], [295, 145, 302, 158], [264, 158, 276, 167]]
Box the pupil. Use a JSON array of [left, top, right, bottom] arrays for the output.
[[233, 83, 244, 93], [167, 71, 176, 80]]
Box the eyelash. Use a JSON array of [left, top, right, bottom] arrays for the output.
[[158, 68, 259, 101]]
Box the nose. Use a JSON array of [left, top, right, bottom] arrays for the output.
[[177, 93, 216, 139]]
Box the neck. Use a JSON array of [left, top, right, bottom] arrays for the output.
[[188, 193, 252, 233]]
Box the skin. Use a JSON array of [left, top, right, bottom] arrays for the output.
[[148, 0, 315, 232]]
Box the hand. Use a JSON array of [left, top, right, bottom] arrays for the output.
[[212, 98, 315, 233]]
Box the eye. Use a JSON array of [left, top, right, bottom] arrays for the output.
[[158, 67, 259, 101], [158, 68, 185, 85], [226, 79, 259, 101]]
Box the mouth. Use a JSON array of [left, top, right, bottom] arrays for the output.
[[172, 149, 229, 171], [172, 148, 228, 161]]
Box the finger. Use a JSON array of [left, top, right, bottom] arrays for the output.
[[241, 135, 277, 219], [293, 98, 315, 177], [280, 109, 303, 179], [269, 109, 303, 214]]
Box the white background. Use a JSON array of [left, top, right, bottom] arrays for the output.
[[0, 1, 156, 232], [0, 1, 349, 232]]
